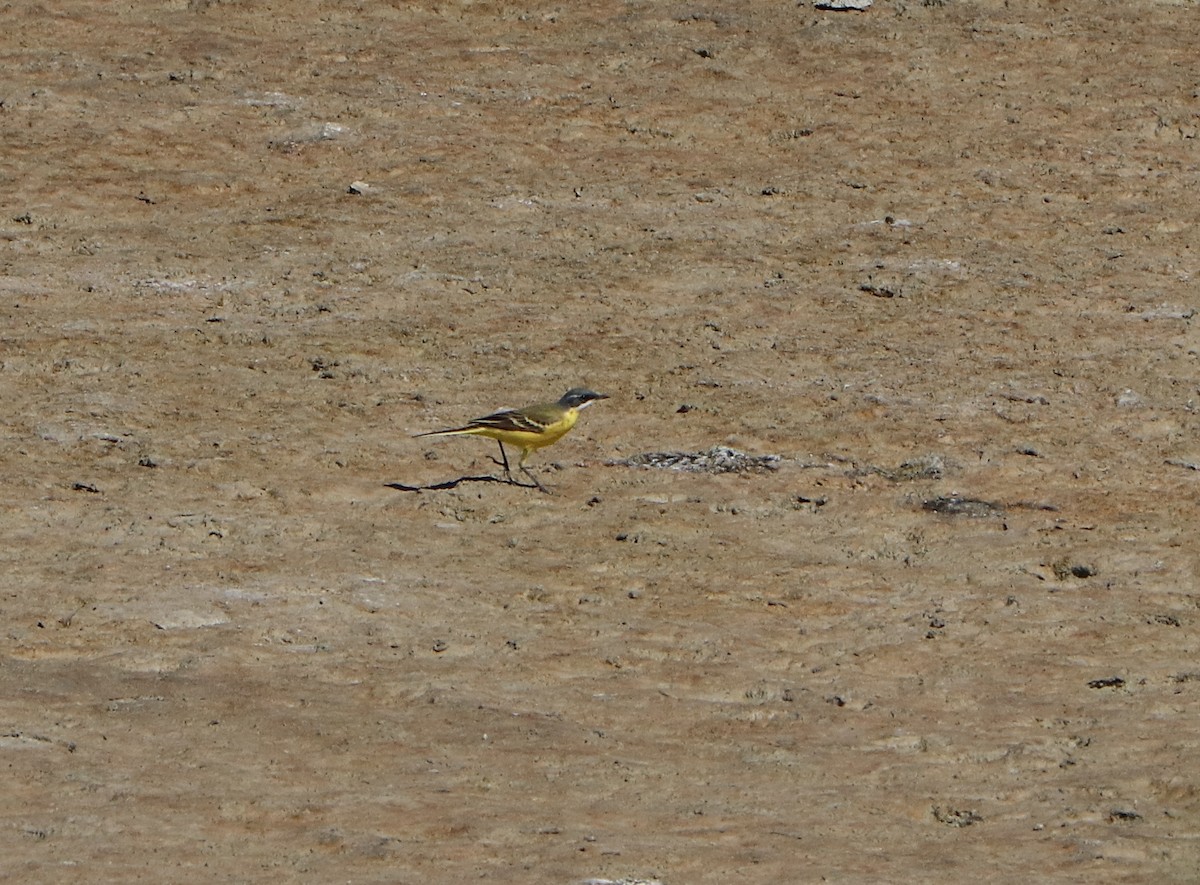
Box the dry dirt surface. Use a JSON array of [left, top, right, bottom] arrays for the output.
[[3, 1, 1200, 882]]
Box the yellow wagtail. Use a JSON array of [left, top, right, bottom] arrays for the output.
[[414, 387, 608, 491]]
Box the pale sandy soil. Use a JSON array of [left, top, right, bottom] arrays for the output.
[[2, 1, 1200, 882]]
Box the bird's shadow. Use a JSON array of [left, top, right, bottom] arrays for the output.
[[385, 474, 538, 493]]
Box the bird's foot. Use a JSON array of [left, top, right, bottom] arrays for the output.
[[520, 468, 552, 494]]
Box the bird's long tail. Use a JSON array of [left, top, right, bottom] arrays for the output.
[[412, 426, 476, 438]]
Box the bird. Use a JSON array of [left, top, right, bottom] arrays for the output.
[[414, 387, 608, 491]]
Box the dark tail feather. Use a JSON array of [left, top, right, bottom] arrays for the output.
[[413, 426, 472, 439]]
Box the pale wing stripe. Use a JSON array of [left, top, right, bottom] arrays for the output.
[[471, 410, 548, 433]]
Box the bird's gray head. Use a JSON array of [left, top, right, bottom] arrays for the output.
[[559, 388, 608, 409]]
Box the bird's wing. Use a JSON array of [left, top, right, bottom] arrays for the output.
[[470, 406, 554, 434]]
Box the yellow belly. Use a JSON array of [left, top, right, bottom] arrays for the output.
[[467, 409, 577, 451]]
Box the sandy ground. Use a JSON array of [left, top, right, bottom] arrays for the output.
[[3, 0, 1200, 881]]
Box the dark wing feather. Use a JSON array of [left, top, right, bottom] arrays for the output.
[[469, 407, 550, 434]]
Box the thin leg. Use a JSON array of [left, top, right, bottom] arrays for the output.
[[495, 441, 512, 480], [521, 466, 549, 493], [518, 448, 550, 494]]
